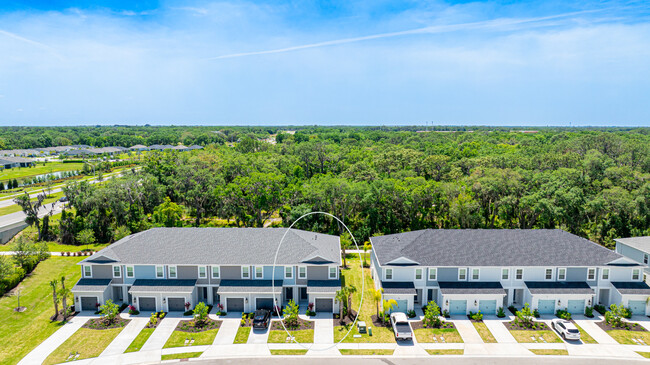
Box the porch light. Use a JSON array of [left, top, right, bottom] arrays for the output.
[[587, 299, 591, 306], [245, 298, 248, 304], [76, 297, 79, 302], [474, 300, 477, 306], [163, 298, 166, 304], [557, 300, 561, 306], [134, 297, 137, 303], [445, 300, 448, 306]]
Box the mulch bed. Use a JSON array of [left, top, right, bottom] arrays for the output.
[[271, 317, 314, 331], [83, 317, 130, 330], [50, 309, 77, 321], [596, 320, 647, 332], [504, 320, 550, 331], [144, 313, 167, 329], [410, 320, 456, 330], [333, 310, 358, 326], [175, 318, 222, 333]]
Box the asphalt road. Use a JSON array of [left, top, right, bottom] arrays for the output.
[[0, 201, 65, 227], [191, 357, 648, 365]]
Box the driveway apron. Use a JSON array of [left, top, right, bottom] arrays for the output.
[[313, 313, 334, 344], [573, 318, 618, 344], [247, 327, 271, 344], [141, 318, 181, 351]]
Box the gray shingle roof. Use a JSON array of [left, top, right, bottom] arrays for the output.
[[128, 279, 197, 293], [217, 280, 282, 294], [72, 278, 112, 292], [525, 281, 594, 295], [615, 237, 650, 254], [81, 228, 341, 266], [307, 279, 341, 293], [438, 281, 506, 295], [611, 281, 650, 295], [371, 229, 623, 267], [381, 281, 416, 295]]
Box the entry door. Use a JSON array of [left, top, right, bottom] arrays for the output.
[[415, 289, 422, 304], [284, 287, 293, 302], [300, 287, 308, 301]]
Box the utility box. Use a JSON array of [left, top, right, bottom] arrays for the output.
[[357, 321, 367, 333]]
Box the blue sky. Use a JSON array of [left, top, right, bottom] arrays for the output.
[[0, 0, 649, 126]]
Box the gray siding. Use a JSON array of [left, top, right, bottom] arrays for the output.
[[437, 268, 458, 281], [177, 265, 198, 279], [221, 266, 243, 279], [92, 265, 112, 279], [617, 243, 646, 264], [308, 266, 328, 280], [566, 268, 587, 281]]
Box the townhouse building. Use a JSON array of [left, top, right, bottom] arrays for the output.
[[72, 227, 341, 314], [371, 229, 650, 316], [615, 236, 650, 278]]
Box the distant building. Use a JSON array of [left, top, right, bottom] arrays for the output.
[[0, 156, 35, 169], [129, 144, 150, 151]]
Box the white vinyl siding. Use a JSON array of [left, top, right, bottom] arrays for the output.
[[515, 268, 523, 280], [602, 268, 609, 280], [501, 268, 509, 280], [633, 269, 641, 281]]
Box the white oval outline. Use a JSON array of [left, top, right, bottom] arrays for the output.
[[271, 211, 364, 351]]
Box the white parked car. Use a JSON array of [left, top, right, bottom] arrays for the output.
[[390, 312, 413, 341], [552, 318, 581, 341]]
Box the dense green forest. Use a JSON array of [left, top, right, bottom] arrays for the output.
[[45, 126, 650, 249]]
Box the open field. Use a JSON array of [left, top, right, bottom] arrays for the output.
[[0, 162, 85, 183]]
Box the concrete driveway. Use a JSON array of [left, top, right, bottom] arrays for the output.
[[213, 319, 240, 345], [312, 312, 334, 344], [247, 326, 270, 344], [140, 317, 181, 351], [482, 318, 517, 343], [99, 317, 149, 356]]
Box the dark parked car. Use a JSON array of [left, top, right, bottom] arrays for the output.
[[253, 309, 271, 329], [59, 196, 69, 202]]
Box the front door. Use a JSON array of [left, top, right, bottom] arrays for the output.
[[300, 287, 308, 301], [415, 289, 422, 305], [284, 287, 293, 302]]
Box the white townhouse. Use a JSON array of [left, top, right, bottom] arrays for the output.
[[371, 229, 650, 316], [72, 227, 342, 314]]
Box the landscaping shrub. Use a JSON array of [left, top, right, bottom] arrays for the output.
[[533, 309, 540, 318], [99, 300, 120, 325], [496, 307, 506, 318], [469, 311, 483, 321], [407, 309, 416, 318], [508, 305, 517, 315], [514, 303, 534, 328], [128, 305, 139, 315], [605, 303, 627, 328], [585, 306, 594, 318], [306, 302, 315, 316], [556, 309, 571, 320], [443, 310, 450, 318], [193, 302, 209, 326], [423, 301, 443, 328]]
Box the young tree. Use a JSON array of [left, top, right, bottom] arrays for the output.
[[50, 279, 59, 320], [340, 235, 351, 268], [112, 225, 131, 242], [152, 197, 184, 227], [335, 289, 347, 319], [345, 285, 357, 319], [382, 299, 398, 323], [59, 276, 70, 319], [76, 229, 95, 249], [515, 303, 535, 328], [282, 299, 300, 328], [362, 241, 372, 267], [372, 288, 383, 318], [99, 299, 120, 324], [424, 301, 442, 328], [193, 302, 209, 326], [14, 191, 47, 240]]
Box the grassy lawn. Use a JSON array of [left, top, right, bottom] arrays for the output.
[[573, 323, 597, 344], [473, 322, 496, 343], [530, 349, 569, 356], [125, 327, 155, 352], [163, 328, 219, 348], [270, 349, 308, 355], [0, 162, 85, 182], [43, 327, 124, 365], [161, 351, 203, 360], [234, 326, 251, 344], [606, 330, 650, 345], [333, 257, 396, 343], [509, 330, 562, 343], [636, 352, 650, 358], [339, 349, 394, 355], [414, 327, 463, 343], [426, 349, 464, 355], [268, 329, 314, 343], [0, 256, 83, 365]]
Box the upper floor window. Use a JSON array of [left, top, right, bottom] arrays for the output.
[[602, 268, 609, 280], [515, 268, 523, 280], [545, 268, 553, 280], [428, 268, 437, 281], [285, 266, 293, 279], [645, 254, 649, 265], [126, 266, 134, 278], [255, 266, 263, 279], [169, 266, 177, 279], [156, 266, 164, 278], [633, 269, 641, 281], [329, 267, 337, 279], [385, 268, 393, 280], [242, 266, 250, 279], [113, 266, 121, 278], [211, 266, 220, 279], [83, 265, 92, 278], [558, 268, 566, 281], [298, 266, 307, 279], [198, 266, 207, 279], [415, 268, 423, 280], [587, 268, 596, 281], [501, 268, 509, 280], [458, 268, 467, 281], [471, 268, 480, 280]]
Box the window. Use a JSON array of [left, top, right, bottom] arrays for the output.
[[83, 265, 92, 278], [415, 268, 423, 280], [587, 268, 596, 281], [428, 268, 437, 281], [515, 268, 523, 280], [458, 268, 467, 281], [545, 268, 553, 280], [126, 266, 134, 278], [298, 266, 306, 279], [255, 266, 263, 279], [633, 269, 641, 281], [602, 268, 609, 280], [198, 266, 207, 279], [501, 268, 509, 280], [385, 268, 393, 280], [242, 266, 250, 279], [113, 266, 121, 278], [645, 254, 649, 265], [156, 266, 164, 278], [558, 268, 566, 281], [285, 266, 293, 279], [329, 267, 337, 279], [169, 266, 177, 279], [472, 268, 480, 280], [211, 266, 220, 279]]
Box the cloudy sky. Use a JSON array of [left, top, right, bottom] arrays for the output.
[[0, 0, 649, 126]]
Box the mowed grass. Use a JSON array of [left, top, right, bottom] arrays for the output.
[[530, 349, 569, 356], [43, 327, 124, 365], [0, 162, 85, 183], [268, 329, 314, 343], [0, 256, 83, 365], [125, 327, 155, 352], [427, 349, 464, 355], [339, 349, 394, 355], [636, 352, 650, 358], [234, 326, 251, 344], [509, 330, 562, 343], [573, 323, 597, 344], [333, 257, 396, 343], [473, 322, 497, 343], [163, 328, 219, 348], [414, 327, 463, 343], [270, 349, 308, 355], [161, 351, 203, 360], [606, 330, 650, 345]]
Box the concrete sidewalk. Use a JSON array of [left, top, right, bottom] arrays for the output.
[[18, 314, 92, 365], [99, 317, 149, 356]]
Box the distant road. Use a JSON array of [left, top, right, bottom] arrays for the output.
[[0, 201, 66, 228], [192, 357, 647, 365]]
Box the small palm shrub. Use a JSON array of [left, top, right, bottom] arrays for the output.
[[496, 307, 506, 318], [556, 309, 571, 320], [469, 311, 483, 321], [585, 306, 594, 318]]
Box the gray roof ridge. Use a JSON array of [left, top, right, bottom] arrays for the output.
[[399, 228, 435, 259]]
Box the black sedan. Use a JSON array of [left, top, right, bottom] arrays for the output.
[[253, 309, 271, 329]]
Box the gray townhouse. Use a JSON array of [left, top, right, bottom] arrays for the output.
[[371, 229, 650, 317], [615, 236, 650, 278], [72, 227, 342, 314]]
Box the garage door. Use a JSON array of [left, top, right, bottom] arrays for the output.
[[567, 300, 585, 314], [227, 298, 244, 312], [80, 296, 98, 311], [629, 300, 646, 316], [389, 299, 408, 313], [256, 298, 273, 310], [315, 298, 333, 313], [168, 297, 185, 312], [449, 300, 467, 315], [479, 300, 497, 315], [537, 300, 555, 314], [139, 297, 156, 312]]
